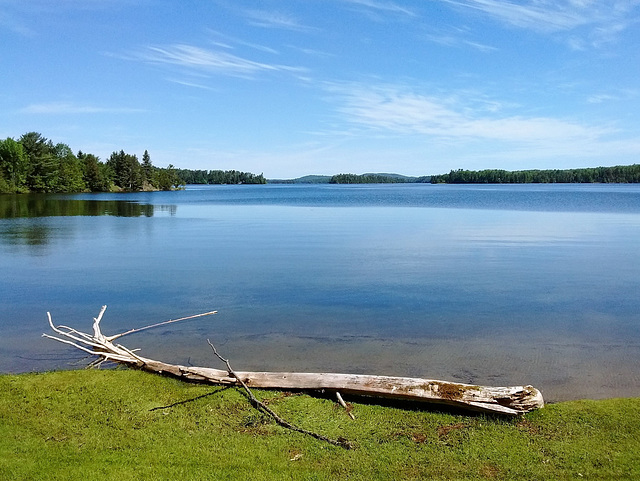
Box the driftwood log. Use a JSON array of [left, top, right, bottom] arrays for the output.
[[43, 306, 544, 416]]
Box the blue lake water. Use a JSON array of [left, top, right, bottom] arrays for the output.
[[1, 183, 639, 402]]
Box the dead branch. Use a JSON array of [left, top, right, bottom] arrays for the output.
[[336, 392, 355, 420], [108, 310, 218, 342], [43, 306, 544, 416], [207, 339, 352, 449]]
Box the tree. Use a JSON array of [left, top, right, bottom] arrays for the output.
[[141, 150, 153, 186], [52, 143, 85, 192], [0, 137, 29, 192], [154, 164, 182, 191], [20, 132, 59, 192], [107, 150, 143, 191], [80, 153, 111, 192]]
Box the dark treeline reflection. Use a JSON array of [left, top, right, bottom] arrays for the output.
[[0, 195, 176, 248], [0, 195, 174, 219]]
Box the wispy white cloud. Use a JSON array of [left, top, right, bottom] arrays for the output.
[[205, 29, 280, 55], [341, 0, 417, 17], [423, 31, 497, 52], [19, 102, 144, 114], [587, 94, 617, 104], [165, 78, 217, 91], [287, 45, 335, 59], [130, 44, 305, 79], [326, 83, 615, 145], [586, 89, 638, 104], [242, 9, 318, 32], [440, 0, 640, 45]]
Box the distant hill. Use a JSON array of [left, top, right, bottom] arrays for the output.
[[363, 173, 420, 181], [268, 175, 332, 184], [269, 173, 430, 184], [330, 173, 431, 184]]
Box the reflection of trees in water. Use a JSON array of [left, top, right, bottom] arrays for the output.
[[2, 223, 50, 247], [0, 196, 161, 218], [0, 196, 177, 247]]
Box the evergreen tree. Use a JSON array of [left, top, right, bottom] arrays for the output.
[[141, 150, 153, 186], [107, 150, 143, 191], [0, 137, 29, 192], [80, 153, 111, 192], [20, 132, 59, 192]]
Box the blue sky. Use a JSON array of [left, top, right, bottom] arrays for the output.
[[1, 0, 639, 178]]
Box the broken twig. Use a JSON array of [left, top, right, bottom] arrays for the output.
[[108, 311, 218, 341], [207, 339, 352, 449], [336, 391, 356, 420]]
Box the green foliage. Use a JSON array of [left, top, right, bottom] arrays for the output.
[[141, 150, 153, 185], [53, 143, 85, 193], [0, 131, 185, 194], [176, 168, 267, 185], [431, 164, 640, 184], [269, 175, 333, 184], [107, 150, 143, 191], [78, 152, 111, 192], [153, 164, 184, 191], [1, 370, 639, 480], [0, 137, 29, 192], [20, 132, 58, 192], [330, 173, 409, 184]]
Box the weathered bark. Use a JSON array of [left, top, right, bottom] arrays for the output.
[[43, 306, 544, 416]]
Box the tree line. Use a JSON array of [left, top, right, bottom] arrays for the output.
[[430, 165, 640, 184], [329, 173, 430, 184], [0, 132, 183, 194], [175, 169, 266, 185]]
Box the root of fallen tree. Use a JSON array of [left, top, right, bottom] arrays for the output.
[[43, 306, 544, 417]]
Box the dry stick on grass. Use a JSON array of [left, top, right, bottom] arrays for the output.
[[336, 392, 356, 420], [206, 339, 353, 450]]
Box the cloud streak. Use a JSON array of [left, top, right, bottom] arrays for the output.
[[131, 44, 305, 79], [328, 83, 615, 145], [341, 0, 417, 17], [440, 0, 640, 44], [422, 31, 497, 52], [242, 9, 318, 32], [19, 102, 144, 114]]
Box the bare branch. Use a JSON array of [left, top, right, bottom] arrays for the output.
[[107, 310, 217, 342], [207, 339, 353, 449], [336, 391, 355, 420]]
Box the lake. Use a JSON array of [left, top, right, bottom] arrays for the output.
[[1, 183, 639, 402]]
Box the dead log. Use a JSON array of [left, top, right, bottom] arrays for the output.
[[43, 306, 544, 416]]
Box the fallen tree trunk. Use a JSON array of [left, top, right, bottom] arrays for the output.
[[43, 306, 544, 416]]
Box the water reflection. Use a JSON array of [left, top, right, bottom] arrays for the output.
[[0, 195, 160, 218], [0, 194, 176, 247], [1, 223, 50, 246]]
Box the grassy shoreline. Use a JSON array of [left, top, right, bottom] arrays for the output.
[[2, 369, 639, 480]]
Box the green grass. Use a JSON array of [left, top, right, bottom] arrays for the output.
[[1, 369, 639, 480]]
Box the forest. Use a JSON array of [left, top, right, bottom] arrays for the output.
[[430, 165, 640, 184], [329, 173, 429, 184], [175, 168, 266, 185], [0, 132, 182, 194]]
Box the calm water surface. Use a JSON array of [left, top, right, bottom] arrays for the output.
[[1, 183, 639, 402]]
